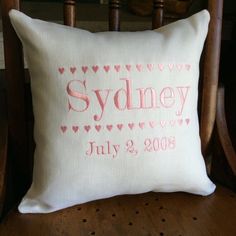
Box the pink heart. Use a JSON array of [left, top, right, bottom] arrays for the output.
[[169, 120, 176, 127], [95, 125, 102, 132], [72, 126, 79, 133], [60, 126, 67, 133], [106, 125, 113, 131], [185, 64, 191, 71], [114, 65, 121, 72], [125, 64, 131, 72], [149, 121, 156, 128], [158, 64, 164, 71], [117, 124, 123, 130], [84, 125, 91, 132], [136, 64, 142, 72], [168, 64, 174, 71], [103, 65, 110, 73], [176, 64, 183, 71], [185, 118, 190, 125], [70, 67, 76, 74], [178, 119, 183, 126], [128, 123, 135, 130], [58, 67, 65, 74], [82, 66, 88, 74], [139, 122, 145, 129], [160, 121, 166, 128], [147, 64, 154, 71], [92, 65, 99, 73]]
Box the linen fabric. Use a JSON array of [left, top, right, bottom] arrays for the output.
[[9, 9, 215, 213]]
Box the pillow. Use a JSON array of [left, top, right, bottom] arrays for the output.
[[9, 9, 216, 214]]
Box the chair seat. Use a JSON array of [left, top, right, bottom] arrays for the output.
[[1, 184, 236, 236]]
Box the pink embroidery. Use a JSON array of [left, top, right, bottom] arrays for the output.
[[175, 87, 190, 116], [149, 121, 156, 128], [95, 125, 102, 132], [185, 64, 191, 71], [61, 118, 191, 135], [86, 141, 120, 158], [67, 80, 90, 112], [67, 76, 190, 122], [160, 121, 166, 128], [139, 122, 145, 129], [128, 123, 135, 130], [185, 118, 190, 125], [125, 65, 131, 72], [84, 136, 176, 158], [147, 64, 154, 71], [60, 126, 67, 133], [84, 125, 91, 132], [176, 64, 183, 71], [103, 65, 110, 73], [144, 137, 176, 152], [82, 66, 88, 74], [58, 67, 65, 74], [160, 87, 175, 108], [72, 126, 79, 133], [92, 65, 99, 73], [125, 139, 138, 155], [64, 63, 192, 75], [136, 64, 142, 72], [114, 65, 121, 72], [93, 89, 112, 121], [137, 87, 158, 109], [70, 67, 76, 74], [168, 64, 174, 71], [114, 78, 133, 110], [106, 125, 113, 131], [178, 119, 183, 126], [117, 124, 123, 130], [158, 64, 164, 71]]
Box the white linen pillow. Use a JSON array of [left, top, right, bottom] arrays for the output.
[[9, 9, 216, 213]]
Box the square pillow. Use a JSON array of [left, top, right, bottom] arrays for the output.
[[9, 9, 216, 213]]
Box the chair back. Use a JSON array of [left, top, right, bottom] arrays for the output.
[[0, 0, 223, 197]]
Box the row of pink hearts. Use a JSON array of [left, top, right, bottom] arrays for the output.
[[60, 119, 190, 133], [58, 64, 192, 75]]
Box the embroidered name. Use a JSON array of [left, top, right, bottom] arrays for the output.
[[67, 78, 190, 121]]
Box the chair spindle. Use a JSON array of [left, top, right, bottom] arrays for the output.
[[1, 0, 30, 194], [64, 0, 76, 27], [109, 0, 120, 31], [152, 0, 164, 29], [200, 0, 223, 155]]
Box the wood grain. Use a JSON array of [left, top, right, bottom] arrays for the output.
[[216, 85, 236, 175], [200, 0, 223, 156], [1, 185, 236, 235], [152, 0, 164, 29], [64, 0, 76, 27], [109, 0, 120, 31], [1, 0, 30, 198], [0, 91, 8, 217], [1, 1, 234, 234]]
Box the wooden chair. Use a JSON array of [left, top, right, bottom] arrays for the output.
[[1, 0, 236, 235]]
